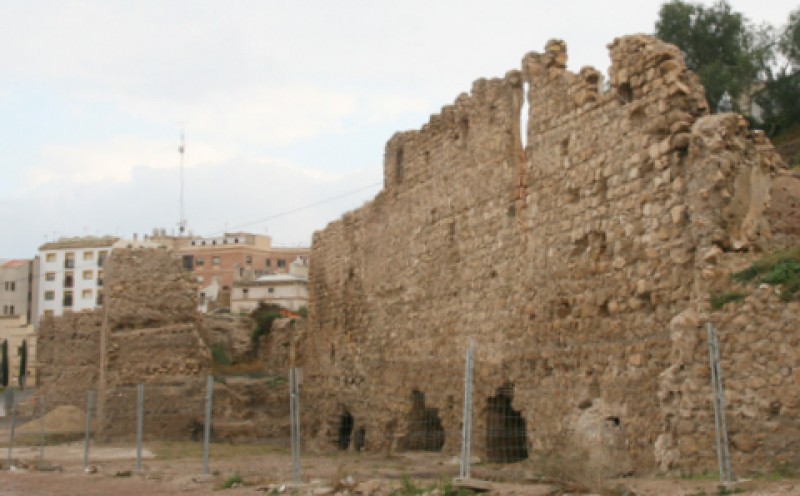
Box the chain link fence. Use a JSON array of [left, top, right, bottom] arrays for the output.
[[0, 332, 734, 488]]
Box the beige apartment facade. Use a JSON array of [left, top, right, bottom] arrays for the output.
[[0, 259, 34, 324], [231, 257, 309, 313]]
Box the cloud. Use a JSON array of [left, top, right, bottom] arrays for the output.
[[8, 156, 382, 255], [24, 136, 239, 188]]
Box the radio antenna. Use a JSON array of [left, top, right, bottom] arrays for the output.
[[178, 128, 187, 234]]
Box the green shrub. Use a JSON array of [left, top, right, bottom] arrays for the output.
[[710, 291, 746, 310], [732, 247, 800, 301], [222, 473, 243, 489], [210, 344, 231, 366], [250, 303, 283, 344]]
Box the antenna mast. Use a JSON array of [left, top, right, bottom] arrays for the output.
[[178, 129, 187, 234]]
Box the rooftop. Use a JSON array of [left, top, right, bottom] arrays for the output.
[[39, 236, 120, 251], [1, 259, 30, 269]]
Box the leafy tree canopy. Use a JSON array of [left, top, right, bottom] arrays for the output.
[[655, 0, 772, 112]]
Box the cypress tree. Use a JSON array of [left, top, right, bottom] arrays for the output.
[[1, 340, 8, 388], [18, 340, 27, 389]]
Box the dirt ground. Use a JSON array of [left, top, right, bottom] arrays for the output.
[[0, 442, 799, 495]]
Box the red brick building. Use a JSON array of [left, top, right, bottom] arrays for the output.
[[151, 232, 309, 311]]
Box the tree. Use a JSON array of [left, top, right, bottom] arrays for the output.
[[655, 0, 772, 113], [756, 8, 800, 136], [780, 7, 800, 67], [18, 340, 27, 389], [0, 341, 8, 388]]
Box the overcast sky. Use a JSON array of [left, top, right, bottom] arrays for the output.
[[1, 0, 796, 258]]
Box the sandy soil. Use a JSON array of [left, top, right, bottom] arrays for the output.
[[0, 442, 799, 495]]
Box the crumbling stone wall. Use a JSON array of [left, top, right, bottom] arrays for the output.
[[38, 248, 211, 440], [302, 34, 795, 474], [37, 312, 103, 403]]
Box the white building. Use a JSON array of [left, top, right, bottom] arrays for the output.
[[34, 236, 118, 328], [231, 257, 309, 313]]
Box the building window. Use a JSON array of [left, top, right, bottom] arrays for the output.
[[97, 270, 104, 287], [212, 256, 221, 266], [64, 252, 75, 269], [63, 291, 73, 307], [98, 251, 107, 268], [82, 289, 93, 299], [43, 310, 54, 318], [8, 305, 14, 315], [44, 291, 55, 301], [64, 272, 74, 288], [277, 259, 286, 269], [195, 257, 204, 267], [45, 253, 56, 263], [45, 272, 56, 281], [268, 287, 275, 294], [265, 259, 271, 268], [97, 291, 104, 306], [242, 288, 249, 298], [82, 270, 93, 280], [246, 255, 252, 264], [83, 251, 94, 260], [4, 281, 14, 291]]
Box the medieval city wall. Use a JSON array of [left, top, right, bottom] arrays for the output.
[[303, 34, 794, 474]]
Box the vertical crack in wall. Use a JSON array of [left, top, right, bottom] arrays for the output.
[[509, 71, 528, 230]]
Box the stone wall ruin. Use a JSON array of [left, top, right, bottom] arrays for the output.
[[301, 34, 799, 475], [38, 248, 211, 440]]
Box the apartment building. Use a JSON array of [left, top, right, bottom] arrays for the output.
[[231, 257, 309, 313], [150, 231, 309, 311], [0, 259, 34, 323], [34, 236, 117, 328]]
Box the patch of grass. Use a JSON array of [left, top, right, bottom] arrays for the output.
[[152, 441, 283, 461], [389, 478, 475, 496], [210, 344, 231, 366], [221, 473, 243, 489], [265, 374, 287, 388], [213, 360, 268, 377], [732, 247, 800, 301], [756, 462, 800, 480], [679, 470, 719, 481], [710, 291, 746, 310]]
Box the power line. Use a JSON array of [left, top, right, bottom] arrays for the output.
[[213, 181, 382, 236], [0, 181, 384, 284]]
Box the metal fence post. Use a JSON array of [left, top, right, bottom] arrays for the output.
[[83, 390, 95, 470], [460, 340, 475, 479], [6, 389, 17, 468], [136, 383, 144, 474], [707, 323, 733, 483], [203, 375, 213, 475], [289, 368, 301, 483], [39, 394, 46, 467]]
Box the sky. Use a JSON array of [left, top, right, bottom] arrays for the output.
[[1, 0, 796, 258]]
